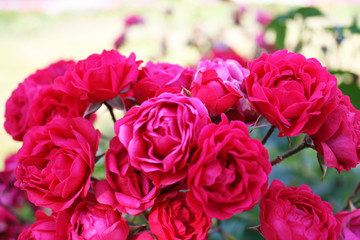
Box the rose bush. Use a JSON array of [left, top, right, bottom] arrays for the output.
[[115, 93, 210, 187], [15, 117, 101, 212], [259, 179, 340, 240], [245, 49, 339, 136]]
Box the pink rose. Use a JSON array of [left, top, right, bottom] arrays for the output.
[[204, 43, 248, 67], [187, 115, 271, 219], [95, 137, 159, 215], [124, 15, 145, 27], [129, 231, 156, 240], [256, 10, 272, 26], [336, 209, 360, 239], [310, 91, 360, 172], [148, 192, 212, 240], [259, 179, 340, 240], [56, 197, 129, 240], [18, 210, 56, 240], [15, 117, 101, 212], [133, 62, 194, 104], [4, 60, 73, 141], [55, 50, 140, 102], [245, 50, 339, 137], [191, 58, 248, 117], [115, 93, 210, 187], [28, 86, 89, 128]]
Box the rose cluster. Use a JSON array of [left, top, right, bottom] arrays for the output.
[[3, 48, 360, 239]]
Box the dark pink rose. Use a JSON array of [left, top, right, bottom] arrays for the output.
[[95, 137, 159, 215], [4, 60, 73, 141], [187, 115, 271, 219], [55, 50, 141, 102], [336, 209, 360, 239], [310, 91, 360, 172], [18, 210, 56, 240], [15, 117, 101, 212], [245, 50, 339, 137], [115, 93, 210, 187], [133, 62, 194, 104], [114, 32, 126, 49], [259, 179, 341, 240], [28, 86, 89, 128], [129, 231, 156, 240], [191, 58, 247, 117], [149, 192, 212, 240], [56, 198, 129, 240]]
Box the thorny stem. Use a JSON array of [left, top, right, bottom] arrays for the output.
[[270, 136, 312, 166], [104, 101, 116, 123], [261, 125, 276, 145]]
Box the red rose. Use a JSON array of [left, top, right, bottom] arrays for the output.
[[133, 62, 194, 104], [55, 197, 129, 240], [245, 50, 338, 136], [259, 179, 340, 240], [28, 86, 89, 128], [4, 60, 73, 141], [335, 209, 360, 240], [187, 115, 271, 219], [148, 192, 212, 240], [191, 58, 246, 117], [55, 50, 140, 102], [95, 137, 159, 215], [18, 210, 56, 240], [310, 91, 360, 172], [115, 93, 210, 187], [15, 117, 101, 212]]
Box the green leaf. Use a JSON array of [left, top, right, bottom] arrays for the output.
[[338, 81, 360, 109], [266, 16, 288, 50], [291, 7, 323, 19]]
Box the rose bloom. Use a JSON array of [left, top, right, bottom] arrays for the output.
[[28, 86, 89, 128], [15, 117, 101, 212], [95, 137, 159, 215], [310, 91, 360, 172], [115, 93, 210, 187], [18, 210, 56, 240], [149, 192, 212, 240], [187, 115, 271, 219], [55, 50, 140, 102], [56, 197, 129, 240], [204, 42, 248, 67], [129, 231, 156, 240], [132, 62, 194, 104], [4, 60, 73, 141], [191, 58, 248, 117], [245, 49, 338, 137], [259, 179, 341, 240], [336, 209, 360, 239]]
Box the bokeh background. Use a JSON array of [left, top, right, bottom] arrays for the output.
[[1, 0, 360, 238]]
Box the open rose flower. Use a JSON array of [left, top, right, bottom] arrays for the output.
[[259, 179, 340, 240], [187, 115, 271, 219], [149, 192, 212, 240], [18, 210, 56, 240], [55, 50, 140, 102], [115, 93, 210, 187], [310, 91, 360, 172], [95, 137, 159, 215], [4, 60, 73, 141], [28, 86, 89, 127], [56, 197, 129, 240], [191, 58, 248, 117], [245, 49, 338, 137], [15, 117, 101, 212], [336, 209, 360, 239], [133, 62, 194, 104]]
